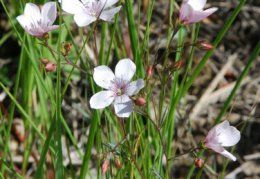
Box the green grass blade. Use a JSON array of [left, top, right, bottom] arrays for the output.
[[125, 0, 144, 78]]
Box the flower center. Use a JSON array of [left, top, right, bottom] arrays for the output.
[[117, 89, 123, 95], [83, 0, 103, 17]]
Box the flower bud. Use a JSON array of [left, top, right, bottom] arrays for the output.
[[196, 40, 214, 51], [40, 58, 49, 64], [115, 158, 122, 168], [174, 60, 182, 70], [147, 65, 153, 79], [64, 43, 72, 51], [101, 160, 109, 174], [45, 62, 56, 71], [136, 97, 146, 107], [195, 158, 203, 168]]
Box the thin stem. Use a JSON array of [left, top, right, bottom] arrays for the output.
[[43, 41, 92, 76]]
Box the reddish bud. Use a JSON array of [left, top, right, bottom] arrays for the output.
[[40, 58, 49, 64], [115, 158, 122, 168], [195, 158, 203, 168], [64, 43, 72, 51], [101, 160, 109, 174], [136, 97, 146, 107], [196, 40, 214, 51], [45, 62, 56, 71], [174, 60, 182, 70], [147, 65, 153, 79]]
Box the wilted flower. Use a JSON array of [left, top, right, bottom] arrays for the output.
[[59, 0, 121, 27], [179, 0, 218, 25], [16, 2, 60, 38], [204, 120, 241, 161], [90, 59, 144, 118]]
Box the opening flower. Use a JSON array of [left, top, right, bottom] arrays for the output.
[[59, 0, 121, 27], [204, 120, 241, 161], [16, 2, 60, 38], [90, 59, 144, 118], [179, 0, 218, 25]]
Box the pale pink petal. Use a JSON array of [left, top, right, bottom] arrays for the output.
[[115, 59, 136, 82], [124, 79, 144, 96], [16, 15, 33, 32], [59, 0, 85, 14], [90, 91, 115, 109], [179, 1, 193, 23], [214, 121, 241, 147], [93, 66, 115, 89], [220, 150, 237, 161], [45, 25, 61, 32], [187, 0, 206, 10], [205, 141, 224, 153], [114, 95, 133, 118], [99, 6, 121, 22], [41, 2, 57, 27], [101, 0, 119, 9], [23, 3, 41, 21], [29, 28, 46, 38], [185, 7, 218, 24], [74, 13, 97, 26]]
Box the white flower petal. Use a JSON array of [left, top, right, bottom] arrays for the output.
[[16, 15, 31, 31], [115, 59, 136, 82], [215, 121, 241, 147], [41, 2, 57, 28], [93, 65, 115, 89], [186, 7, 218, 24], [45, 25, 61, 32], [99, 6, 121, 22], [124, 79, 144, 96], [74, 13, 97, 26], [59, 0, 84, 14], [220, 150, 237, 161], [179, 1, 193, 23], [90, 91, 115, 109], [187, 0, 206, 10], [101, 0, 119, 9], [23, 3, 41, 21], [114, 95, 133, 118]]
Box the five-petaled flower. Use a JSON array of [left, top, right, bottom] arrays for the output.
[[59, 0, 121, 27], [16, 2, 60, 38], [90, 59, 144, 118], [204, 120, 241, 161], [179, 0, 218, 25]]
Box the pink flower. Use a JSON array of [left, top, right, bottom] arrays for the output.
[[204, 120, 241, 161], [179, 0, 218, 24], [90, 59, 144, 118], [59, 0, 121, 27], [16, 2, 60, 38]]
